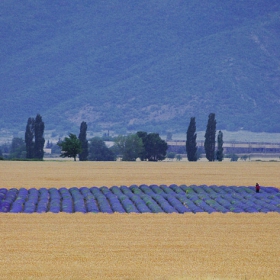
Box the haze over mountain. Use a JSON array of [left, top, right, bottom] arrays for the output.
[[1, 0, 280, 135]]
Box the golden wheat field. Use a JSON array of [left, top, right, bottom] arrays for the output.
[[1, 161, 280, 280]]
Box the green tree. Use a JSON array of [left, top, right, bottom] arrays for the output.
[[204, 113, 216, 161], [240, 155, 249, 161], [113, 134, 143, 161], [88, 137, 115, 161], [58, 133, 82, 161], [136, 131, 148, 160], [78, 121, 88, 161], [122, 134, 144, 161], [34, 114, 45, 159], [167, 152, 176, 160], [176, 154, 182, 161], [112, 135, 126, 158], [216, 130, 224, 161], [9, 137, 26, 159], [25, 117, 35, 159], [186, 117, 197, 161], [225, 153, 239, 161], [137, 132, 167, 161]]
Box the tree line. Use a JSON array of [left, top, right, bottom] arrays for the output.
[[186, 113, 223, 162], [58, 126, 168, 162], [0, 113, 224, 162], [0, 114, 45, 160], [58, 113, 223, 162]]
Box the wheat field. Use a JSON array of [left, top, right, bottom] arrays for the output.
[[1, 161, 280, 279]]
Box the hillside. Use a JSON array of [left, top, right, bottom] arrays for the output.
[[1, 0, 280, 134]]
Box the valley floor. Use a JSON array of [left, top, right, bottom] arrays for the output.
[[1, 161, 279, 279]]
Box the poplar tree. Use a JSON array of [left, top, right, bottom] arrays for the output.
[[34, 114, 45, 159], [78, 121, 88, 161], [186, 117, 197, 161], [25, 117, 35, 159], [25, 114, 45, 160], [216, 130, 224, 161], [204, 113, 216, 161]]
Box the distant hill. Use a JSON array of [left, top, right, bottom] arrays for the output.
[[1, 0, 280, 135]]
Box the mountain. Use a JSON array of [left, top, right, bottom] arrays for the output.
[[1, 0, 280, 135]]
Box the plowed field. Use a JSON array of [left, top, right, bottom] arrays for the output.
[[1, 161, 280, 279]]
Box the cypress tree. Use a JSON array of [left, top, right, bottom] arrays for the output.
[[186, 117, 197, 161], [34, 114, 45, 159], [204, 113, 216, 161], [216, 130, 224, 161], [78, 121, 88, 161], [25, 117, 35, 159]]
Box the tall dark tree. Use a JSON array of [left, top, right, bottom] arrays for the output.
[[25, 117, 35, 159], [204, 113, 216, 161], [78, 121, 88, 161], [34, 114, 45, 159], [186, 117, 197, 161], [216, 130, 224, 161]]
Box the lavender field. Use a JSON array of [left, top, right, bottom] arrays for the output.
[[1, 184, 280, 214]]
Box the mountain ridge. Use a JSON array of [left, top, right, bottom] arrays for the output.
[[1, 0, 280, 134]]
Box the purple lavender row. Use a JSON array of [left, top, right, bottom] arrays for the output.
[[0, 185, 279, 214]]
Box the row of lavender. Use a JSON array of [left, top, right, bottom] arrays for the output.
[[0, 184, 279, 214]]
